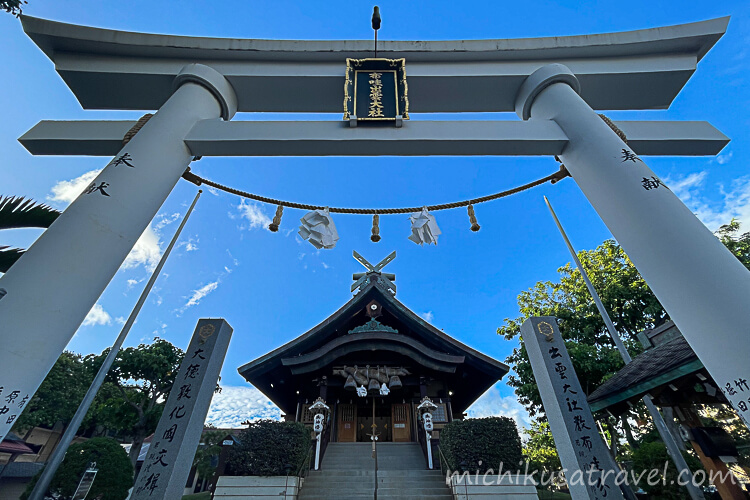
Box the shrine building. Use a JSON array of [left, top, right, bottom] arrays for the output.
[[238, 253, 508, 443]]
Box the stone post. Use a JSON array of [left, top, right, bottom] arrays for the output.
[[522, 317, 626, 500], [131, 318, 233, 499]]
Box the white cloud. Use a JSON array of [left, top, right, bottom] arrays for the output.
[[206, 386, 283, 427], [115, 316, 126, 326], [178, 237, 199, 252], [234, 199, 271, 230], [48, 170, 167, 271], [123, 225, 162, 271], [48, 169, 101, 204], [716, 151, 733, 165], [226, 249, 239, 267], [420, 311, 435, 323], [666, 171, 707, 204], [126, 279, 139, 289], [154, 213, 181, 231], [466, 384, 531, 430], [83, 303, 112, 327], [666, 171, 750, 230], [182, 281, 220, 311]]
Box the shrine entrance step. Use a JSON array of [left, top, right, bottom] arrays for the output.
[[299, 443, 452, 500]]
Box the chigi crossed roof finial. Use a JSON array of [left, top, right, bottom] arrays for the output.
[[351, 250, 396, 295]]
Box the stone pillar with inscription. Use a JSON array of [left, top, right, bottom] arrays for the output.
[[516, 64, 750, 431], [0, 65, 237, 443], [521, 317, 625, 500], [131, 319, 233, 500]]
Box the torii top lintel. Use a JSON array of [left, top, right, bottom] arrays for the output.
[[21, 15, 728, 113]]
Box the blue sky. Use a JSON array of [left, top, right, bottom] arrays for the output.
[[2, 0, 750, 429]]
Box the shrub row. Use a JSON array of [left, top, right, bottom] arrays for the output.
[[439, 416, 523, 473], [225, 420, 311, 476]]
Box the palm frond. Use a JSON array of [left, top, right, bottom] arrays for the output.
[[0, 246, 25, 273], [0, 196, 61, 230]]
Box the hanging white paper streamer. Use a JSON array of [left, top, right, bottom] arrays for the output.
[[408, 208, 441, 246], [298, 208, 339, 249]]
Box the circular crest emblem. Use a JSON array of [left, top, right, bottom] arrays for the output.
[[537, 321, 555, 341], [199, 324, 216, 342]]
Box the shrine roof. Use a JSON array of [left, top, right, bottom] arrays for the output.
[[0, 432, 37, 456], [587, 323, 705, 413], [20, 16, 728, 112], [238, 276, 508, 413]]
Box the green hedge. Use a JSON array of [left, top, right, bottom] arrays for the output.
[[440, 416, 523, 473], [225, 420, 311, 476], [22, 437, 133, 500]]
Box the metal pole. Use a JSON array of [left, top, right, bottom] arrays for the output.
[[545, 196, 705, 500], [372, 6, 381, 58], [28, 190, 202, 500]]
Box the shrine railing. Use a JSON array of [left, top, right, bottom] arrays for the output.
[[297, 442, 315, 479], [437, 445, 452, 479], [417, 425, 428, 465]]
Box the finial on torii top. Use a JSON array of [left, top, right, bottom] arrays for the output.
[[351, 250, 396, 295]]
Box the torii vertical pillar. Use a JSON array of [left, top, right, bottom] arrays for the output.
[[516, 64, 750, 429], [0, 64, 237, 442]]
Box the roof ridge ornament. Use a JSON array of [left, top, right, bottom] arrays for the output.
[[348, 317, 399, 335], [351, 250, 397, 295]]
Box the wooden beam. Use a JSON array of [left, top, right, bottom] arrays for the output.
[[677, 405, 746, 500]]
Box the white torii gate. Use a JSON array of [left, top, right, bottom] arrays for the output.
[[2, 16, 749, 444]]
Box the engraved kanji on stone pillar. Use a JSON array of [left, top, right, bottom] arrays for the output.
[[131, 319, 233, 500], [521, 317, 625, 500]]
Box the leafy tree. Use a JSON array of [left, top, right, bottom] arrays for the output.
[[523, 421, 561, 473], [0, 196, 60, 273], [22, 437, 133, 500], [630, 440, 705, 499], [717, 219, 750, 271], [13, 351, 93, 432], [86, 338, 184, 467], [498, 239, 661, 419], [1, 0, 27, 16], [499, 223, 750, 423]]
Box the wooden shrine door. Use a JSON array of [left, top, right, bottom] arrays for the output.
[[337, 404, 356, 442], [391, 404, 411, 442]]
